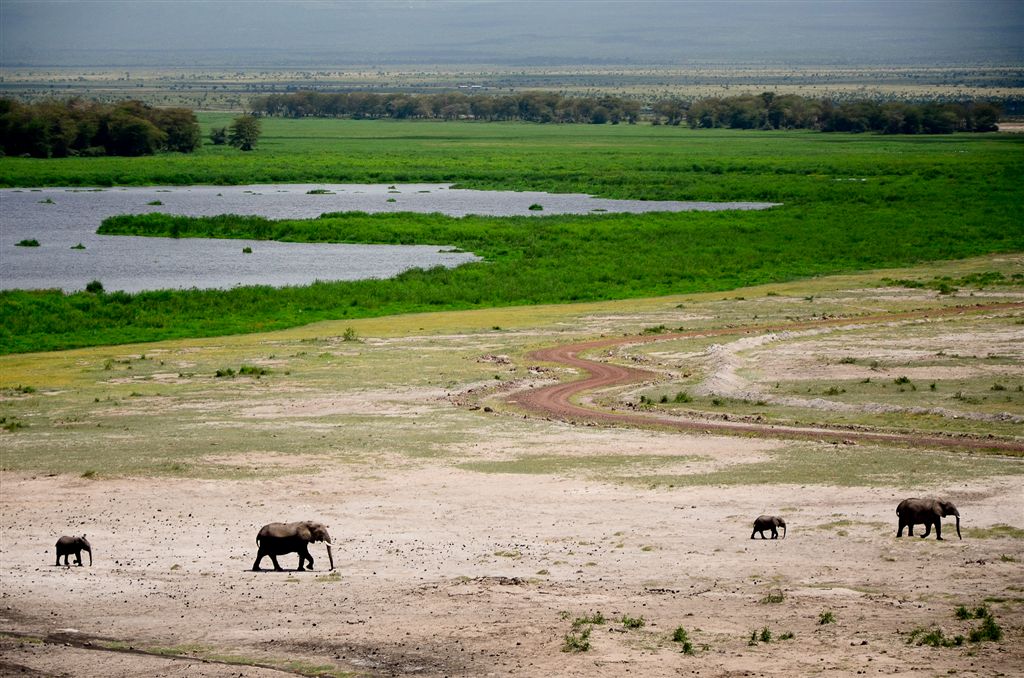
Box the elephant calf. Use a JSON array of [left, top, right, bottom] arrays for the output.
[[55, 535, 92, 566], [751, 515, 786, 540], [252, 521, 334, 572], [896, 498, 961, 540]]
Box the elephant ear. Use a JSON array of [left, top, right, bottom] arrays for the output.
[[296, 524, 313, 542]]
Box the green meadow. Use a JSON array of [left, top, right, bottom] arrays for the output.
[[1, 117, 1022, 354]]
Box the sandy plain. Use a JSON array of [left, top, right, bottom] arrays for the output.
[[1, 254, 1022, 677]]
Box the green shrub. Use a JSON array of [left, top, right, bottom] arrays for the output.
[[561, 627, 591, 653], [621, 615, 645, 629], [818, 610, 835, 625], [671, 626, 694, 654], [85, 280, 104, 294], [15, 239, 40, 247]]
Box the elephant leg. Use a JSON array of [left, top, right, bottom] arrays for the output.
[[296, 546, 312, 571], [252, 551, 266, 571], [75, 553, 82, 566], [920, 522, 930, 538], [934, 521, 943, 540], [269, 554, 284, 571], [751, 529, 757, 539], [770, 528, 778, 539]]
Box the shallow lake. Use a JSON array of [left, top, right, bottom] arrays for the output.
[[0, 184, 776, 293]]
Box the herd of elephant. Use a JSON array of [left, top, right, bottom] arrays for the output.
[[53, 499, 962, 570]]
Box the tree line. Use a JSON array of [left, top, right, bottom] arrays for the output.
[[0, 98, 202, 158], [250, 91, 643, 124], [249, 90, 1000, 133]]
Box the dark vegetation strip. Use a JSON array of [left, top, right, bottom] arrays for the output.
[[251, 90, 1000, 133]]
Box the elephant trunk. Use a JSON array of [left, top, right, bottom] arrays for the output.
[[955, 512, 961, 540], [323, 532, 335, 570], [781, 524, 786, 539], [85, 545, 92, 566]]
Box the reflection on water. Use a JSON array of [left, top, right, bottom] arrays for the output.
[[0, 184, 776, 293]]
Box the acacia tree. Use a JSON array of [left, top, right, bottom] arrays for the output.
[[228, 115, 261, 151]]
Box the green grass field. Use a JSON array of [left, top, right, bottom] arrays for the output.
[[1, 117, 1022, 353]]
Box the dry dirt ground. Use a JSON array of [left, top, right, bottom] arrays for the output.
[[2, 255, 1023, 677]]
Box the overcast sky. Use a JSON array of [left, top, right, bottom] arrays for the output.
[[2, 0, 1022, 67]]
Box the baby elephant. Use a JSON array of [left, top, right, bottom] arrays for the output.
[[55, 535, 92, 566], [751, 515, 786, 540]]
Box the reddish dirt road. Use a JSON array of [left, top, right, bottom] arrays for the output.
[[508, 303, 1024, 453]]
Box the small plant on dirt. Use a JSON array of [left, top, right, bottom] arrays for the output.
[[342, 327, 359, 342], [562, 627, 591, 653], [238, 365, 270, 377], [85, 279, 104, 294], [621, 615, 645, 629], [759, 627, 772, 643], [991, 382, 1006, 391], [2, 418, 25, 432], [242, 246, 253, 253], [528, 203, 543, 211], [16, 238, 40, 247], [671, 626, 694, 654], [823, 386, 845, 396], [70, 243, 86, 250], [38, 197, 55, 204], [81, 470, 98, 478], [147, 200, 163, 206], [747, 629, 760, 646], [894, 376, 911, 385], [838, 356, 857, 364], [659, 394, 669, 403], [818, 610, 836, 625], [642, 324, 668, 334], [306, 189, 334, 194], [573, 612, 606, 627], [908, 627, 964, 647], [779, 631, 795, 640], [673, 390, 692, 403], [214, 367, 236, 378], [760, 588, 785, 604], [969, 614, 1003, 643]]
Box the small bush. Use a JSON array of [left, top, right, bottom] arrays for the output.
[[818, 610, 836, 625], [561, 627, 591, 653], [15, 239, 40, 247], [214, 368, 236, 378], [242, 246, 253, 254], [70, 243, 86, 250], [621, 615, 645, 629], [760, 589, 785, 604], [673, 391, 692, 403], [342, 327, 359, 342], [573, 612, 605, 627], [147, 200, 163, 206], [671, 626, 694, 654], [528, 203, 543, 211], [894, 376, 911, 385], [85, 280, 104, 294], [968, 615, 1003, 642], [306, 189, 334, 194], [779, 631, 795, 640], [238, 365, 270, 377], [759, 627, 772, 643]]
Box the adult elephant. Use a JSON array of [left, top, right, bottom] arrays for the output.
[[896, 498, 961, 540], [252, 521, 335, 572], [751, 515, 786, 539]]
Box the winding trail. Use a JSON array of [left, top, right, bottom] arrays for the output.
[[506, 302, 1024, 453]]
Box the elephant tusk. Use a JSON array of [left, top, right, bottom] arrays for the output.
[[322, 541, 334, 548]]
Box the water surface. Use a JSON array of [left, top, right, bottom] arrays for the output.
[[1, 184, 776, 293]]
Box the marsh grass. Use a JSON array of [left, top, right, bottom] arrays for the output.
[[3, 121, 1022, 354]]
